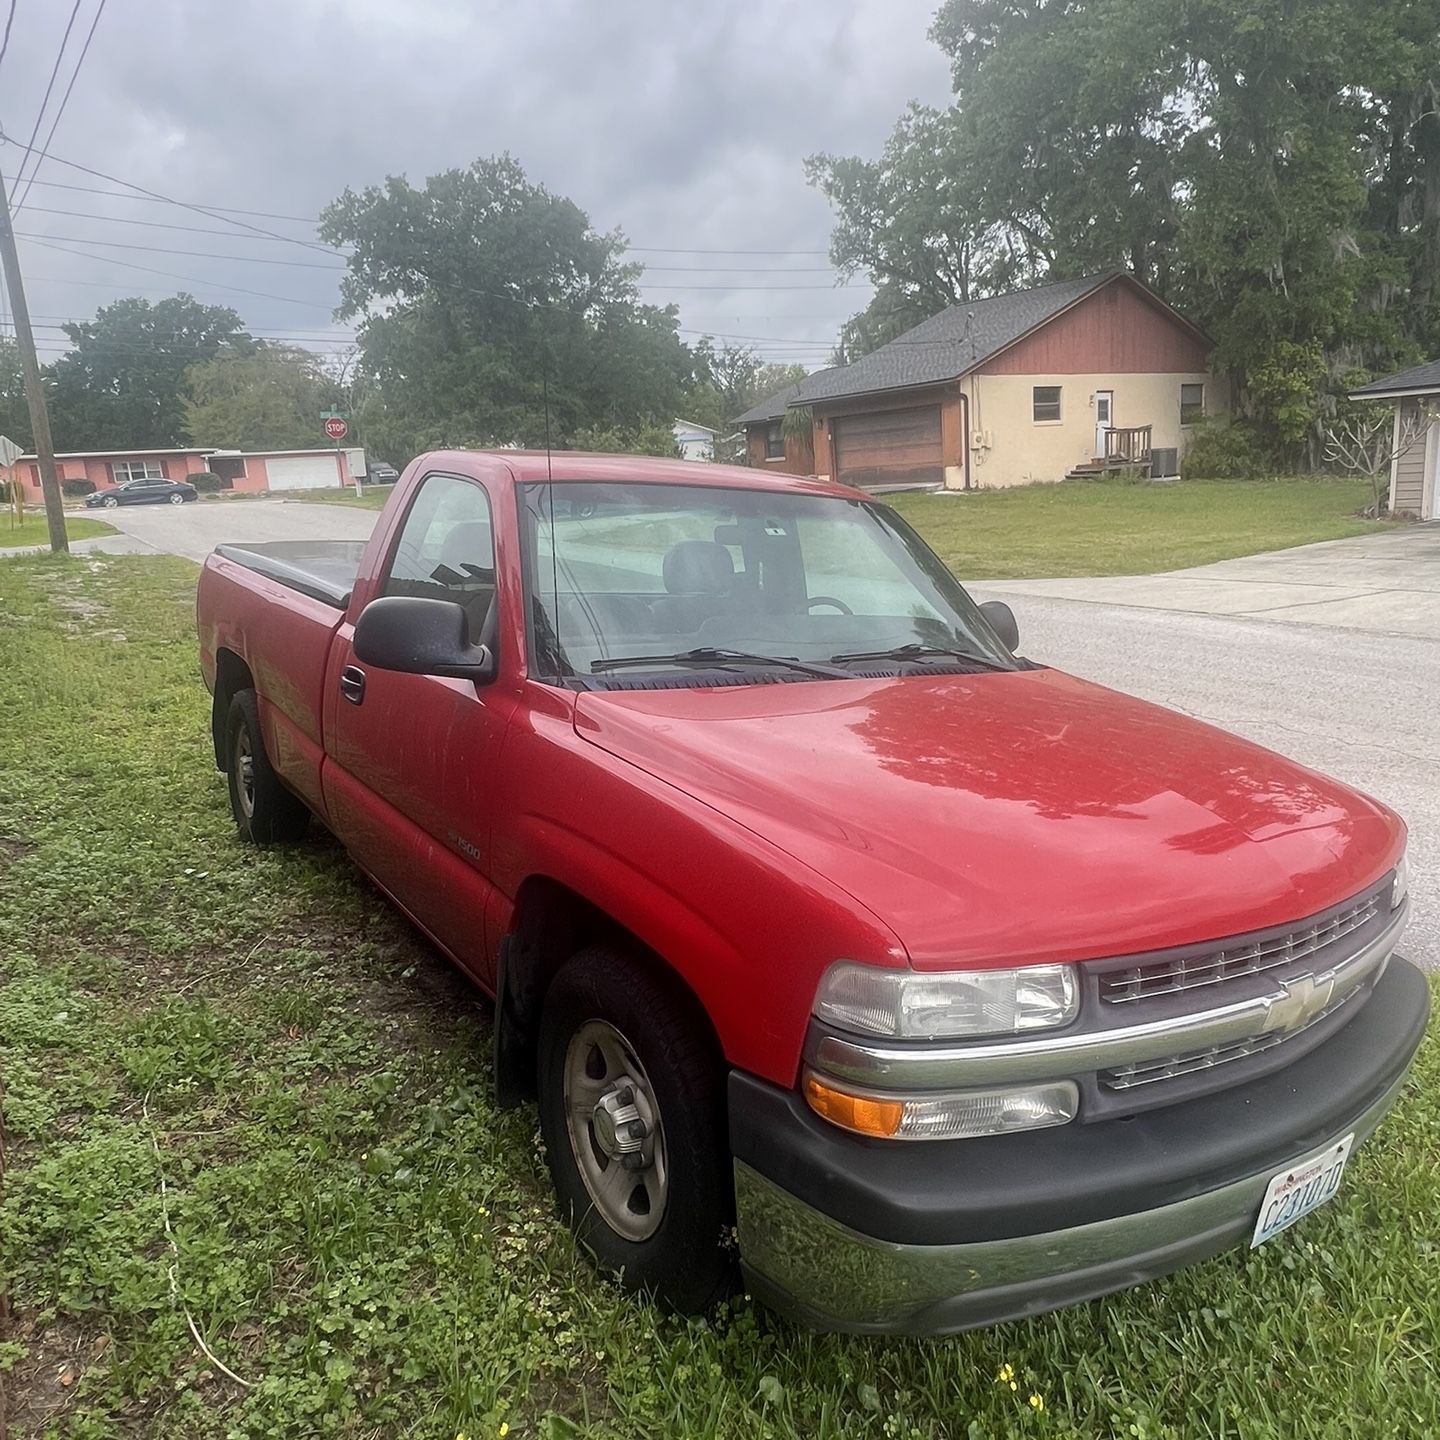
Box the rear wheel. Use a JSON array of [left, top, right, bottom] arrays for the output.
[[538, 946, 732, 1312], [225, 688, 309, 844], [168, 491, 185, 505]]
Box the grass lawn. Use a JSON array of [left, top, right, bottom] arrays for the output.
[[286, 483, 395, 511], [0, 514, 116, 549], [2, 555, 1437, 1439], [887, 477, 1387, 581]]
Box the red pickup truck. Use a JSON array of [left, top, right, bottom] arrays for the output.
[[197, 451, 1424, 1333]]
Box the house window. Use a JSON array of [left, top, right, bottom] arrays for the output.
[[1032, 386, 1062, 423], [1180, 383, 1205, 425], [764, 422, 785, 460], [112, 459, 165, 483]]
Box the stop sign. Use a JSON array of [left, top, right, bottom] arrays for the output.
[[324, 416, 348, 442]]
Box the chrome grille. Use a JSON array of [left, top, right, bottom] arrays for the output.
[[1100, 894, 1382, 1005], [1099, 985, 1359, 1091]]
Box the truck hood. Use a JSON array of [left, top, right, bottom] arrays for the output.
[[573, 670, 1402, 969]]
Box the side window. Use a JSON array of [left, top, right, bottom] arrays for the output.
[[381, 473, 496, 643]]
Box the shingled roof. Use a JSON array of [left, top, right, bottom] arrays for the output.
[[792, 271, 1207, 408], [1350, 359, 1440, 399], [734, 368, 837, 426]]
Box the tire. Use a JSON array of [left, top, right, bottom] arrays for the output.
[[168, 492, 185, 505], [224, 689, 309, 844], [103, 495, 119, 508], [538, 946, 732, 1312]]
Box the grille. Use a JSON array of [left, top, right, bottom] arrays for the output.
[[1099, 893, 1382, 1005], [1099, 985, 1359, 1091]]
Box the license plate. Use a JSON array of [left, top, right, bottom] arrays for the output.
[[1250, 1134, 1354, 1247]]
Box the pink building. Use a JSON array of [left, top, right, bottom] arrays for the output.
[[15, 446, 356, 498]]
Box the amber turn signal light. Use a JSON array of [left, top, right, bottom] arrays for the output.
[[804, 1074, 904, 1137]]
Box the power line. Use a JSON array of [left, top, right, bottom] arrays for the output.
[[0, 0, 17, 79], [14, 230, 348, 269], [0, 173, 321, 222], [17, 202, 355, 243], [14, 0, 109, 214], [21, 236, 335, 308], [625, 245, 830, 256], [0, 133, 340, 255], [8, 0, 85, 203]]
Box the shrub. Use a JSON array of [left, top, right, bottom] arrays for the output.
[[1180, 419, 1278, 480], [186, 471, 224, 493], [60, 477, 96, 497]]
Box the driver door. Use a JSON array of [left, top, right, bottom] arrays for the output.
[[322, 470, 518, 984]]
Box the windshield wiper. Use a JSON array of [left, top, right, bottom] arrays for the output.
[[829, 642, 1011, 672], [591, 646, 848, 679]]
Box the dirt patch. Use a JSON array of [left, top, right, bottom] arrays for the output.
[[1, 1313, 109, 1435], [0, 832, 36, 876]]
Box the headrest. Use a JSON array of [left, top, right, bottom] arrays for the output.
[[662, 540, 734, 595], [439, 521, 493, 576]]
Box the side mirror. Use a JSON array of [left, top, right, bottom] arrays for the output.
[[979, 599, 1019, 651], [353, 595, 496, 682]]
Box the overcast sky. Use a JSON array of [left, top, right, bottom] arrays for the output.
[[0, 0, 953, 372]]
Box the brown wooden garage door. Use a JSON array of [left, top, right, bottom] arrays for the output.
[[833, 406, 943, 490]]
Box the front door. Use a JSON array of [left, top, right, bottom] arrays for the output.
[[1095, 391, 1114, 458], [322, 469, 518, 985]]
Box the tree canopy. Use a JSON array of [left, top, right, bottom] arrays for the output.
[[318, 154, 697, 462], [809, 0, 1440, 450], [182, 344, 339, 450], [48, 295, 254, 449]]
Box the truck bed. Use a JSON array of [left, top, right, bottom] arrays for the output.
[[213, 540, 369, 609]]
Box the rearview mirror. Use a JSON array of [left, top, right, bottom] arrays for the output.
[[353, 595, 496, 682], [979, 599, 1019, 651]]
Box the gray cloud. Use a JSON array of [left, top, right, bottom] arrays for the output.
[[1, 0, 951, 367]]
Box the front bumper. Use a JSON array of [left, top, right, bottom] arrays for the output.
[[732, 954, 1429, 1334]]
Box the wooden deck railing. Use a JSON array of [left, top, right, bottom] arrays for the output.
[[1103, 425, 1153, 464]]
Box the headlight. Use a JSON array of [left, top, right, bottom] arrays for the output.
[[813, 961, 1078, 1040], [1392, 851, 1409, 911], [803, 1071, 1078, 1140]]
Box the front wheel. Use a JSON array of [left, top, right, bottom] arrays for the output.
[[103, 495, 119, 508], [538, 946, 732, 1313], [225, 689, 309, 844], [168, 492, 185, 505]]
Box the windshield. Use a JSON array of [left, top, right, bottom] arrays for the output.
[[520, 481, 1016, 683]]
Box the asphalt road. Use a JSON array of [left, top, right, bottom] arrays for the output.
[[85, 496, 378, 563], [85, 498, 1437, 970]]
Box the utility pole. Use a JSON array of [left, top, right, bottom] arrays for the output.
[[0, 168, 66, 553]]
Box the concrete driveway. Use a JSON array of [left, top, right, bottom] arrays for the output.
[[989, 524, 1440, 640]]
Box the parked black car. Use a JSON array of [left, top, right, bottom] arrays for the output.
[[85, 478, 199, 508], [367, 462, 400, 485]]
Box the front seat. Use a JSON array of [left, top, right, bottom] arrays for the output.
[[650, 540, 736, 634]]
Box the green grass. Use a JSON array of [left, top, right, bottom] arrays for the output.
[[285, 484, 395, 511], [2, 554, 1437, 1439], [0, 514, 117, 548], [887, 477, 1388, 581]]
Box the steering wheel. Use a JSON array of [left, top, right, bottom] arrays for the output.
[[806, 595, 854, 615]]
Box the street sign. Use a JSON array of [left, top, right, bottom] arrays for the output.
[[0, 434, 22, 468], [323, 416, 349, 442]]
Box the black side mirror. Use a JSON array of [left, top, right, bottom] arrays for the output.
[[353, 595, 497, 682], [979, 599, 1019, 651]]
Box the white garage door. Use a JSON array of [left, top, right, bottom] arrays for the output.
[[265, 455, 339, 491]]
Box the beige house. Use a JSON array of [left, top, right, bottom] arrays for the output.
[[1349, 360, 1440, 520], [739, 272, 1227, 491]]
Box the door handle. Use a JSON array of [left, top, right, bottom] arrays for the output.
[[339, 665, 366, 706]]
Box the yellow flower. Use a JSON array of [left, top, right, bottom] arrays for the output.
[[499, 1425, 510, 1437], [456, 1433, 469, 1440], [1029, 1394, 1044, 1411], [997, 1363, 1016, 1383]]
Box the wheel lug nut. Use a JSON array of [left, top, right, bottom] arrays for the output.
[[615, 1086, 634, 1106], [627, 1119, 648, 1141], [621, 1152, 648, 1171]]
